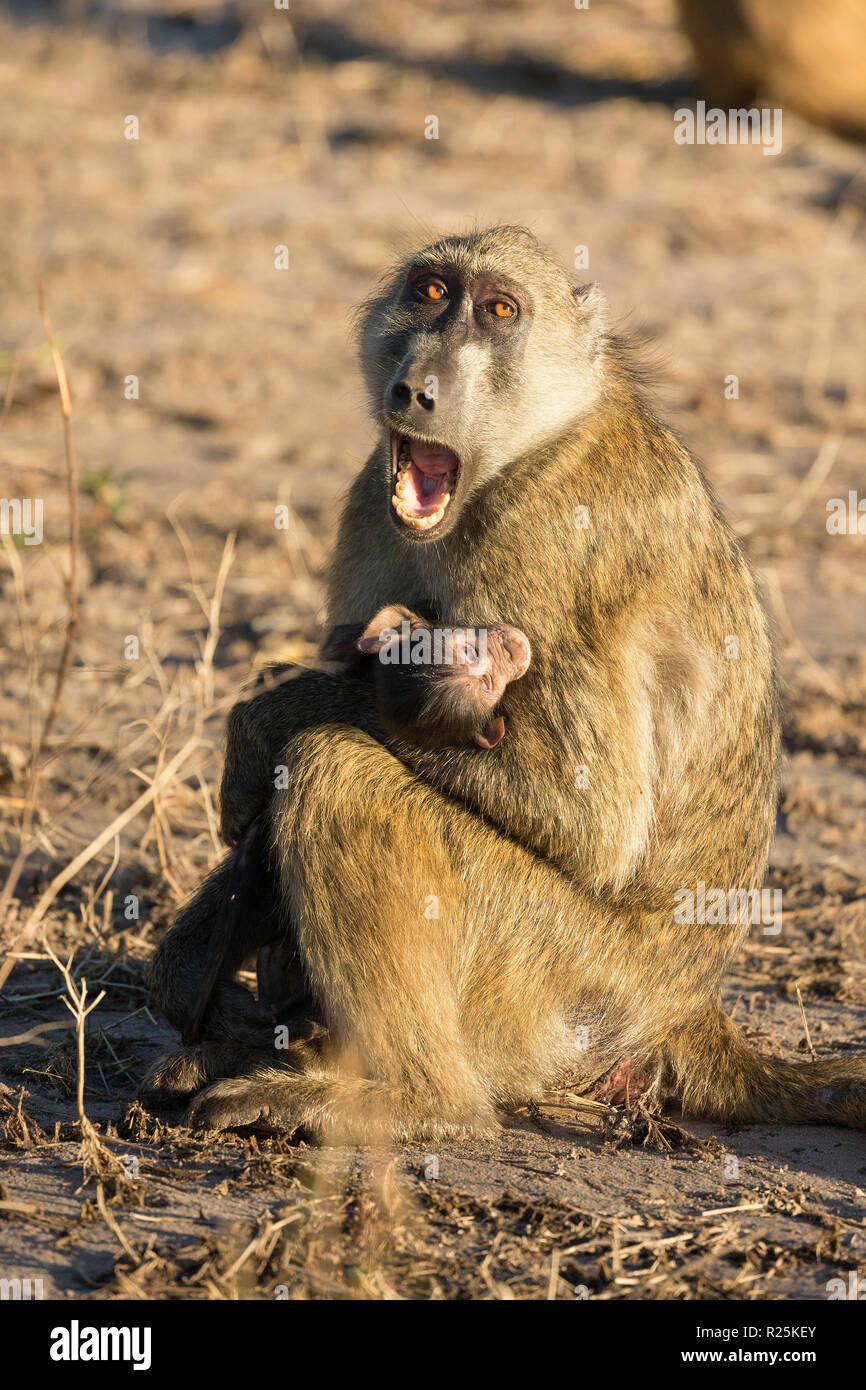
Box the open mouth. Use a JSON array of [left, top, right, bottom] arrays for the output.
[[390, 431, 460, 533]]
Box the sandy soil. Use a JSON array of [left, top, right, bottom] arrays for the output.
[[0, 0, 865, 1299]]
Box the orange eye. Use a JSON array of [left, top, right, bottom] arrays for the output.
[[418, 278, 448, 301], [490, 300, 516, 318]]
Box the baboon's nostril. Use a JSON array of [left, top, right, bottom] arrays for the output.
[[416, 390, 435, 412], [389, 380, 412, 408]]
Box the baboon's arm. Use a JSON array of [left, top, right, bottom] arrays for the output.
[[397, 719, 607, 881], [397, 603, 720, 889], [220, 617, 698, 889], [394, 651, 657, 888]]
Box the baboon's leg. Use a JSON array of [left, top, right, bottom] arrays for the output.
[[145, 671, 379, 1062], [183, 727, 712, 1141], [146, 842, 285, 1047]]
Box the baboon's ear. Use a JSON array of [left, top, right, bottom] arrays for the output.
[[320, 623, 366, 663], [357, 604, 414, 655], [573, 282, 607, 355], [573, 281, 607, 317]]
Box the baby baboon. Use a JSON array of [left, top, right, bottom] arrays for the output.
[[144, 226, 866, 1140], [329, 604, 532, 749], [144, 607, 529, 1057]]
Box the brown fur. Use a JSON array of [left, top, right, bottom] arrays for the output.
[[143, 228, 866, 1142]]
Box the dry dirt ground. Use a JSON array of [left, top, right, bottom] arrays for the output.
[[0, 0, 865, 1300]]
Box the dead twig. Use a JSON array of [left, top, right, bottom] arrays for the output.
[[42, 941, 136, 1199], [0, 290, 82, 923], [795, 985, 818, 1060]]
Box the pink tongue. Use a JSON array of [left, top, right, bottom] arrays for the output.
[[409, 442, 458, 477]]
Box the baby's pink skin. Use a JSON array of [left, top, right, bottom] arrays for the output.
[[450, 625, 531, 747]]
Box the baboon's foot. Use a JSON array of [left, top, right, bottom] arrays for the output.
[[185, 1068, 489, 1143], [185, 1071, 305, 1137], [593, 1056, 656, 1107], [184, 1064, 356, 1139], [140, 1043, 271, 1105]]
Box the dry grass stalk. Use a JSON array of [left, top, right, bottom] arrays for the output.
[[0, 532, 44, 926], [0, 1085, 46, 1149], [779, 431, 843, 526], [0, 289, 81, 930], [0, 734, 200, 990], [600, 1095, 712, 1155], [166, 506, 236, 713], [35, 284, 80, 760], [42, 940, 137, 1199], [96, 1181, 138, 1258], [761, 567, 844, 702], [547, 1247, 561, 1300], [795, 985, 818, 1060], [149, 714, 187, 902]]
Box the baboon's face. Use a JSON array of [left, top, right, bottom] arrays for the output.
[[358, 228, 605, 544]]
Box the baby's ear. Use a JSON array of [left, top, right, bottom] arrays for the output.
[[357, 604, 414, 655], [475, 715, 506, 749]]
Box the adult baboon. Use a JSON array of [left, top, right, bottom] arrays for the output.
[[144, 227, 866, 1140]]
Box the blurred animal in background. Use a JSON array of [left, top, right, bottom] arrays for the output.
[[677, 0, 866, 141]]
